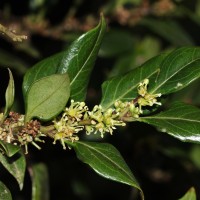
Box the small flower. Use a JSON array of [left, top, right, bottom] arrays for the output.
[[17, 120, 44, 153], [114, 100, 129, 113], [53, 108, 84, 148], [137, 79, 162, 113], [85, 125, 94, 135], [138, 79, 149, 97], [65, 100, 88, 121], [129, 103, 140, 118], [88, 105, 104, 122], [86, 105, 126, 137]]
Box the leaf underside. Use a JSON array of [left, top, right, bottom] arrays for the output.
[[25, 73, 70, 122]]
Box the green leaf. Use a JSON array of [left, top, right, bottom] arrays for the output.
[[30, 163, 49, 200], [23, 15, 106, 101], [25, 73, 70, 122], [100, 53, 167, 110], [139, 102, 200, 143], [0, 151, 26, 190], [141, 19, 194, 46], [149, 47, 200, 95], [2, 69, 15, 121], [178, 187, 196, 200], [108, 36, 161, 78], [22, 52, 65, 98], [99, 29, 134, 58], [0, 181, 12, 200], [69, 141, 143, 198], [0, 141, 20, 157]]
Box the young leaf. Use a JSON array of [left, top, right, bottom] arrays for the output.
[[149, 47, 200, 95], [0, 141, 20, 157], [69, 141, 144, 199], [25, 73, 70, 122], [22, 14, 106, 101], [3, 69, 14, 121], [139, 102, 200, 143], [0, 181, 12, 200], [30, 163, 49, 200], [178, 187, 196, 200], [0, 151, 26, 190], [100, 53, 167, 110]]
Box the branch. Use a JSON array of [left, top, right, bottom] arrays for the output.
[[0, 23, 27, 42]]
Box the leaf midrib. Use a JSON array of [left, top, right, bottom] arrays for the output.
[[77, 142, 137, 186], [27, 76, 67, 118], [141, 116, 200, 123], [150, 50, 200, 93], [70, 22, 103, 87], [102, 69, 159, 110]]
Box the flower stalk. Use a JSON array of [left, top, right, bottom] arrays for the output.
[[0, 79, 162, 152]]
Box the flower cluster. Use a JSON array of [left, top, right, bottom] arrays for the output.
[[84, 105, 126, 138], [53, 100, 88, 149], [0, 112, 44, 153], [53, 79, 162, 148], [0, 79, 162, 152], [53, 100, 126, 148], [137, 79, 162, 113]]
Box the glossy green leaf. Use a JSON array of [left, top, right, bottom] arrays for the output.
[[178, 187, 196, 200], [23, 15, 106, 101], [30, 163, 49, 200], [0, 141, 20, 157], [22, 51, 65, 98], [170, 79, 200, 105], [149, 47, 200, 95], [0, 181, 12, 200], [139, 102, 200, 143], [69, 141, 143, 198], [3, 69, 15, 120], [100, 53, 167, 110], [0, 151, 26, 190], [25, 73, 70, 122]]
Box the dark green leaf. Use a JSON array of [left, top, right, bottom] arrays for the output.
[[170, 79, 200, 105], [139, 102, 200, 143], [3, 69, 15, 120], [25, 73, 70, 122], [189, 145, 200, 169], [23, 15, 106, 101], [70, 141, 143, 198], [30, 163, 49, 200], [178, 187, 196, 200], [0, 141, 20, 157], [141, 19, 194, 46], [66, 14, 106, 101], [99, 29, 134, 58], [0, 181, 12, 200], [100, 53, 167, 110], [108, 36, 161, 78], [0, 151, 26, 190], [22, 52, 64, 98], [149, 47, 200, 95]]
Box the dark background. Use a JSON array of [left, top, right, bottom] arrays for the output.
[[0, 0, 200, 199]]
